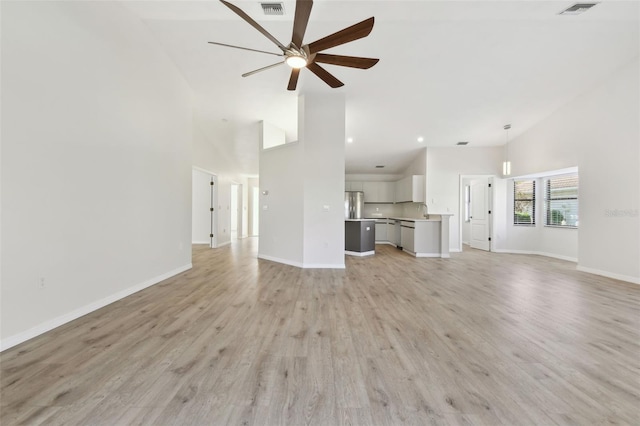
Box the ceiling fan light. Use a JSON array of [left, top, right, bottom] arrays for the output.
[[286, 55, 308, 69]]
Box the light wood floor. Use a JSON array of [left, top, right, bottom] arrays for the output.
[[2, 239, 639, 425]]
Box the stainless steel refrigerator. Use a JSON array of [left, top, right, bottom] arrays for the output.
[[344, 191, 364, 219]]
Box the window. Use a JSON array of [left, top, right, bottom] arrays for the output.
[[545, 174, 579, 227], [514, 180, 535, 225]]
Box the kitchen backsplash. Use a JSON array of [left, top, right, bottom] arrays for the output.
[[363, 202, 426, 219]]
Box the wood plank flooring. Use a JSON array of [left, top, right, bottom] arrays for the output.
[[1, 239, 639, 425]]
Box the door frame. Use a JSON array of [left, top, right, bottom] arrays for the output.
[[459, 174, 495, 252]]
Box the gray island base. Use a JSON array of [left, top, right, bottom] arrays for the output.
[[345, 219, 376, 256]]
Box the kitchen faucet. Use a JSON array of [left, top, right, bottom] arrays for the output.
[[421, 203, 429, 218]]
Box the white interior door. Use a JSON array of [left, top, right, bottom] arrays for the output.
[[470, 178, 491, 251]]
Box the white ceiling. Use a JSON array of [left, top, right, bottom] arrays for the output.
[[122, 0, 639, 174]]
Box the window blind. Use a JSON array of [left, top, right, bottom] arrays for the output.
[[514, 180, 535, 225], [545, 174, 579, 227]]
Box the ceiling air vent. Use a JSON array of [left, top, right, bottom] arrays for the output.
[[559, 3, 598, 15], [261, 2, 285, 16], [457, 141, 469, 146], [375, 165, 385, 168]]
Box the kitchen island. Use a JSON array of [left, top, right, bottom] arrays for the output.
[[345, 219, 376, 256]]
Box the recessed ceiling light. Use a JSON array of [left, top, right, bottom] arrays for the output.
[[417, 136, 424, 143], [347, 137, 354, 143], [559, 3, 598, 15]]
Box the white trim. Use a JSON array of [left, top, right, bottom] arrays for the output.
[[215, 241, 231, 248], [576, 265, 640, 285], [192, 240, 210, 245], [402, 249, 446, 258], [492, 249, 577, 263], [449, 248, 462, 253], [258, 254, 303, 268], [375, 241, 395, 245], [258, 254, 345, 269], [0, 264, 192, 352], [345, 250, 375, 257]]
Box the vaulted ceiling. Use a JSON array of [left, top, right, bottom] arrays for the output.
[[122, 0, 639, 174]]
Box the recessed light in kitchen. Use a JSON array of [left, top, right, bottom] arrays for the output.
[[417, 136, 424, 143]]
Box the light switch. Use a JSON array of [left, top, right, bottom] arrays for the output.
[[263, 205, 268, 210], [323, 205, 330, 211]]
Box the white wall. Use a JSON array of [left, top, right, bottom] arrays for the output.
[[259, 94, 345, 268], [258, 141, 305, 265], [425, 147, 504, 252], [1, 1, 193, 349], [300, 94, 346, 268], [506, 59, 639, 283]]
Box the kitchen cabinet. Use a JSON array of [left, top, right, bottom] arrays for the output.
[[362, 181, 395, 203], [378, 182, 395, 203], [374, 222, 387, 242], [387, 220, 399, 246], [395, 175, 425, 203], [345, 220, 376, 256], [400, 221, 415, 252]]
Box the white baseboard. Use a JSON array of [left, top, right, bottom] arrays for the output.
[[0, 263, 192, 352], [576, 265, 640, 285], [345, 250, 375, 257], [258, 254, 304, 268], [215, 241, 231, 248], [192, 240, 210, 245], [449, 248, 462, 253], [258, 254, 345, 269], [492, 249, 577, 263]]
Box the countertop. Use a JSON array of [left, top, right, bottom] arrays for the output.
[[364, 216, 442, 222], [345, 218, 376, 222]]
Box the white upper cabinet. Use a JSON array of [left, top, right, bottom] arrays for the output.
[[395, 175, 425, 203], [362, 181, 395, 203], [379, 182, 395, 203]]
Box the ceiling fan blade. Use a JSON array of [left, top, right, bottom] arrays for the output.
[[287, 69, 301, 91], [307, 17, 375, 54], [208, 42, 283, 57], [292, 0, 313, 48], [306, 62, 344, 88], [242, 61, 285, 78], [219, 0, 287, 51], [313, 53, 379, 69]]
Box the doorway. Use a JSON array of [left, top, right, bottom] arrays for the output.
[[459, 175, 494, 252], [192, 168, 217, 248]]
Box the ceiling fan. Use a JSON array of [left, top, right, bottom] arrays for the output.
[[208, 0, 379, 91]]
